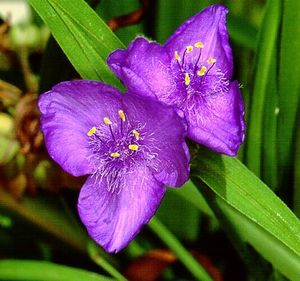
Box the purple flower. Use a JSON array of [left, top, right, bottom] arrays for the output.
[[38, 80, 189, 253], [108, 5, 245, 156]]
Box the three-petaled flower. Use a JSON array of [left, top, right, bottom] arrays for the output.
[[38, 81, 189, 252], [38, 4, 245, 254], [108, 5, 245, 156]]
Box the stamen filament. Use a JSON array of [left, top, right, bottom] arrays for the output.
[[194, 48, 203, 73], [181, 48, 188, 66], [103, 117, 115, 141]]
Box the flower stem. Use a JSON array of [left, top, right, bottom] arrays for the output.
[[148, 217, 213, 281], [87, 242, 128, 281]]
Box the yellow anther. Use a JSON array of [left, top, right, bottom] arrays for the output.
[[186, 45, 193, 53], [133, 129, 140, 140], [87, 126, 96, 136], [207, 58, 217, 64], [110, 152, 120, 158], [103, 117, 112, 125], [118, 110, 126, 122], [194, 42, 204, 48], [184, 73, 191, 86], [197, 66, 207, 76], [129, 144, 139, 151], [174, 51, 181, 62]]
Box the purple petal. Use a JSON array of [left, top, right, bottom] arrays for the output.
[[38, 80, 123, 176], [78, 167, 166, 253], [185, 81, 245, 156], [122, 94, 190, 187], [165, 5, 233, 79], [108, 37, 176, 100]]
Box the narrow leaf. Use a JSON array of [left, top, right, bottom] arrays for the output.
[[192, 149, 300, 279], [216, 197, 300, 281], [293, 112, 300, 217], [245, 0, 281, 176], [278, 0, 300, 184], [192, 149, 300, 257], [262, 48, 279, 190], [29, 0, 124, 88], [0, 259, 115, 281]]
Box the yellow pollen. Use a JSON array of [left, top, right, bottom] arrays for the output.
[[174, 51, 181, 62], [110, 152, 120, 158], [133, 129, 140, 140], [103, 117, 112, 125], [129, 144, 139, 151], [207, 58, 217, 64], [194, 42, 204, 48], [197, 66, 207, 76], [118, 110, 126, 122], [184, 73, 191, 86], [87, 126, 96, 136], [186, 45, 193, 53]]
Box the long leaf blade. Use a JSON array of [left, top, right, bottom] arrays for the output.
[[0, 260, 115, 281], [278, 0, 300, 183], [192, 149, 300, 256], [245, 0, 281, 176], [29, 0, 124, 87], [191, 149, 300, 279]]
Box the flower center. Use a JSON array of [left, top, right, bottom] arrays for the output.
[[86, 109, 143, 167], [173, 42, 228, 98]]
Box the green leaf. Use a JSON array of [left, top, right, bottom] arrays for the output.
[[216, 198, 300, 281], [245, 0, 281, 176], [262, 49, 279, 190], [199, 184, 272, 280], [278, 0, 300, 183], [29, 0, 124, 88], [0, 259, 115, 281], [191, 149, 300, 279], [293, 114, 300, 217]]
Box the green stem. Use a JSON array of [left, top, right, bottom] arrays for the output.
[[148, 217, 213, 281], [87, 242, 128, 281], [18, 48, 37, 93]]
